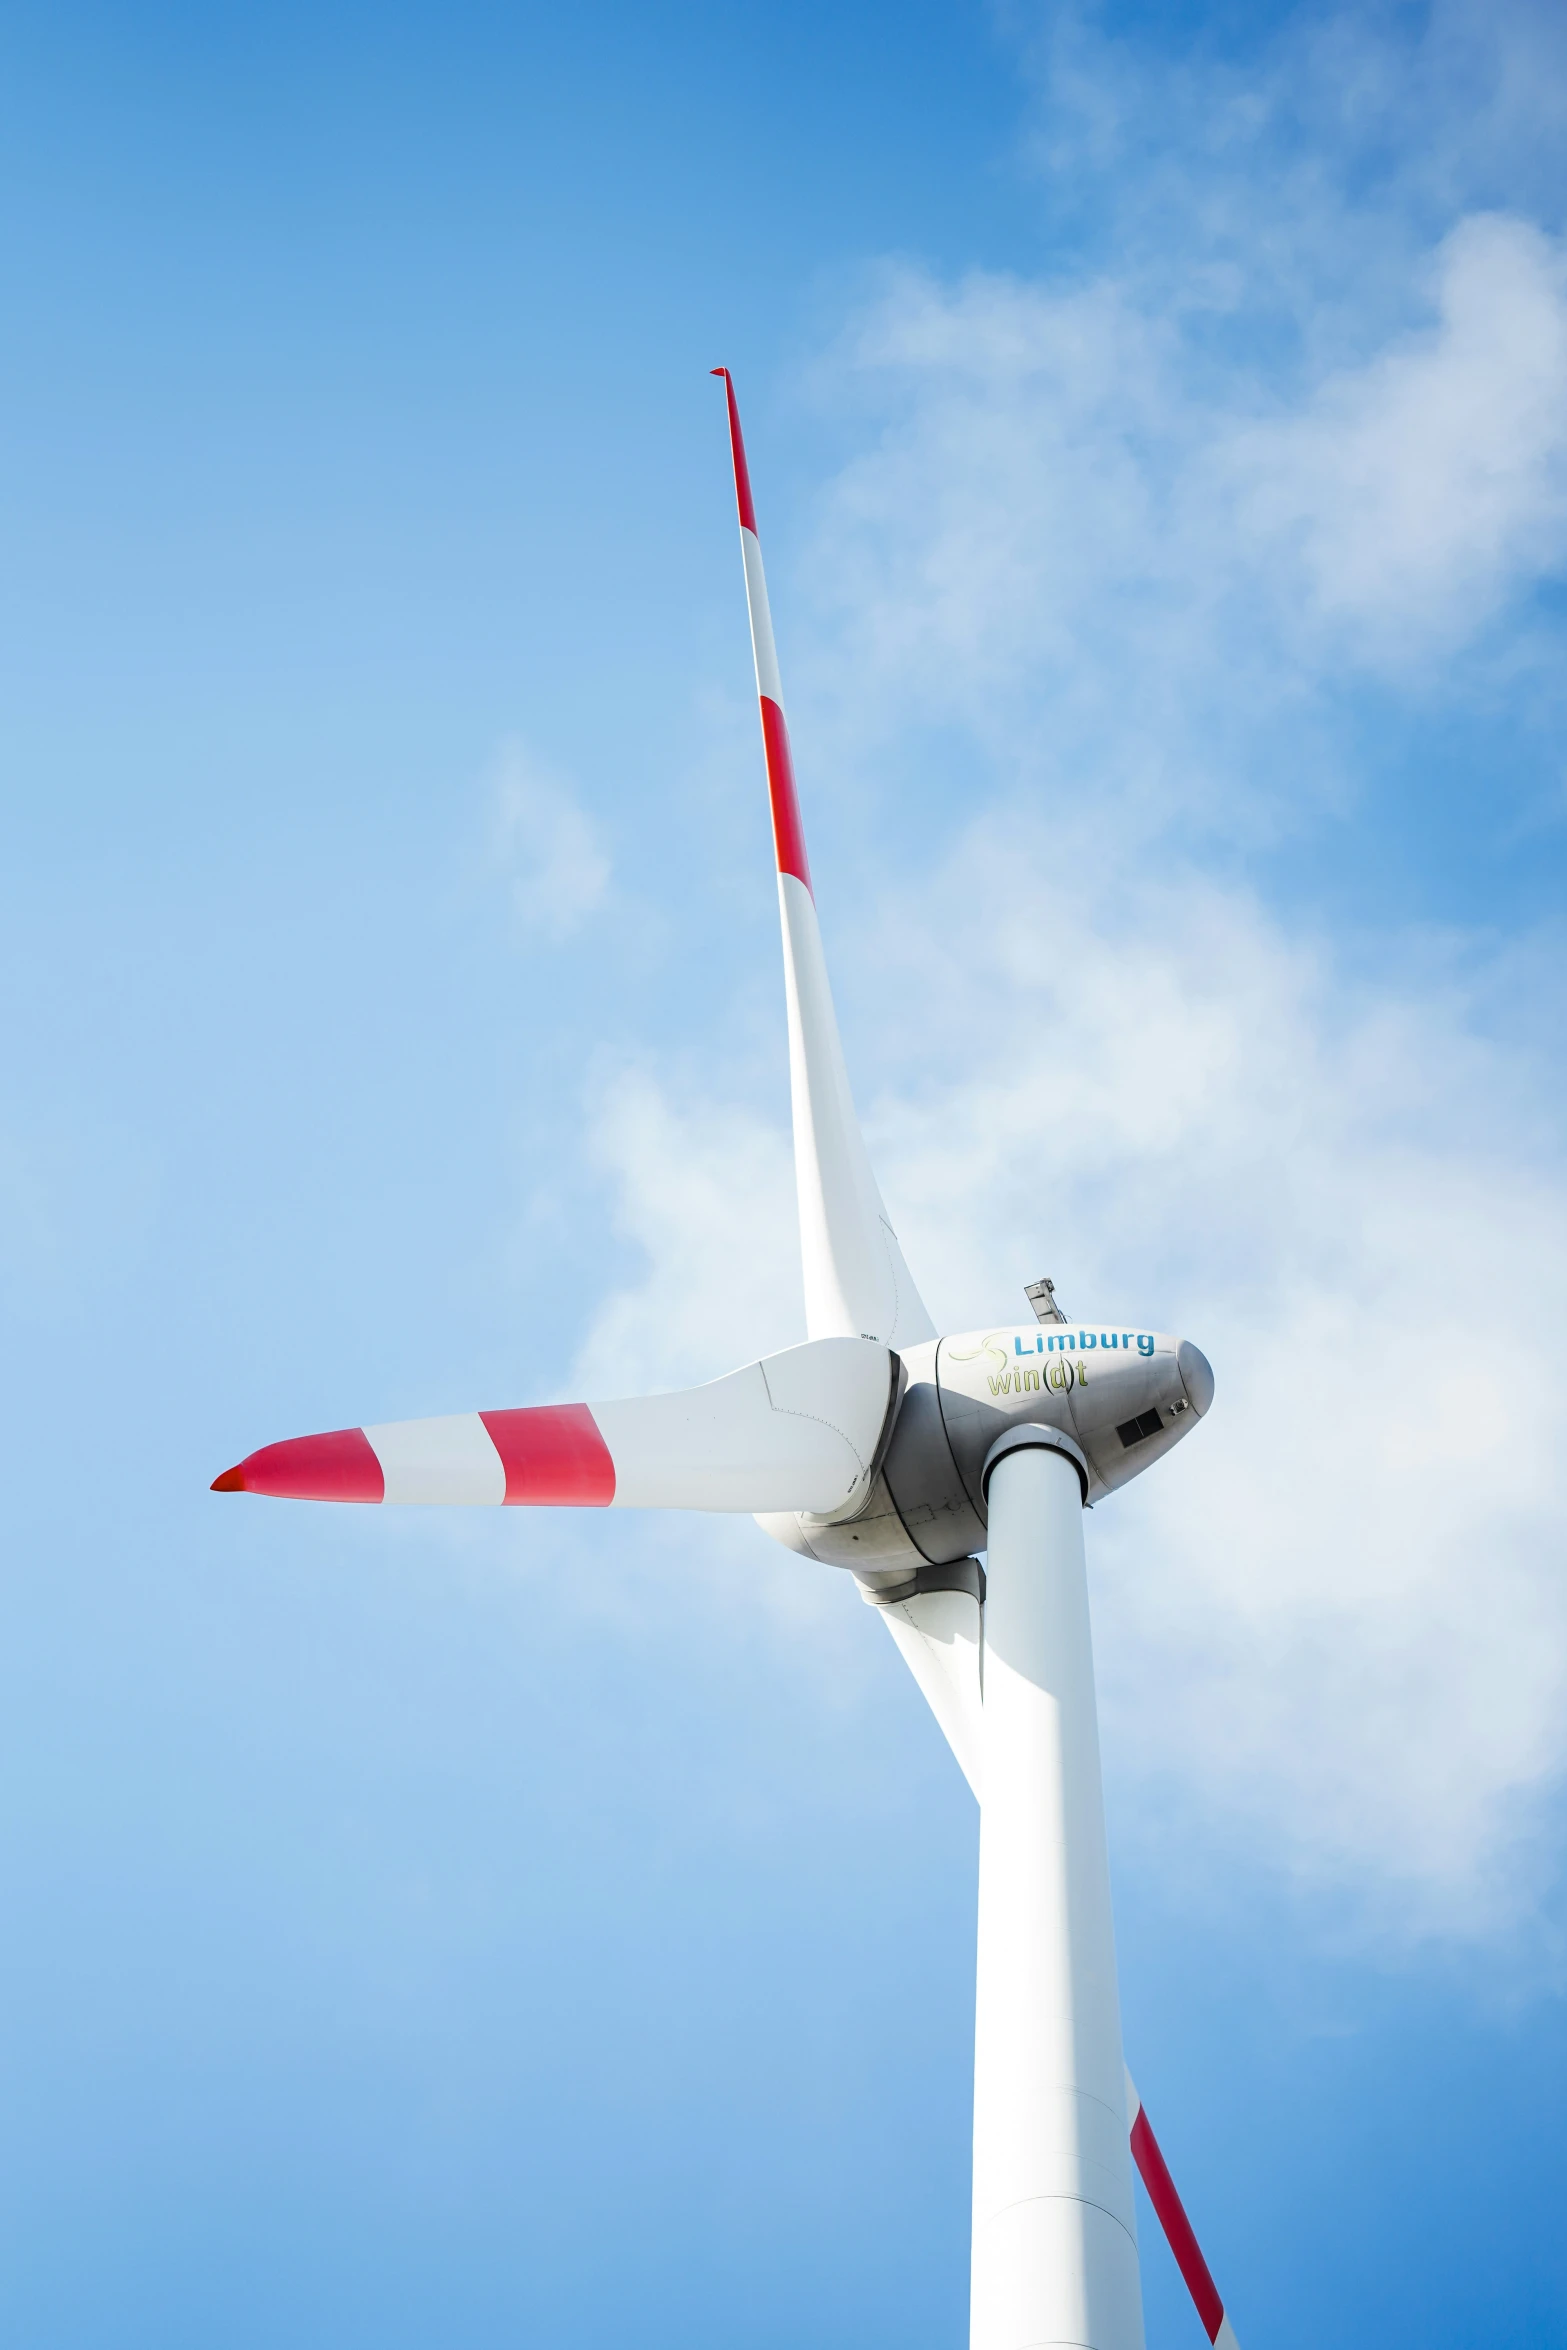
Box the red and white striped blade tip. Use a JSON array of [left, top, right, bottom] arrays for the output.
[[211, 1427, 384, 1501], [210, 1408, 617, 1507], [710, 367, 758, 531]]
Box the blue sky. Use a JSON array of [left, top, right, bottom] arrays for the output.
[[3, 2, 1566, 2344]]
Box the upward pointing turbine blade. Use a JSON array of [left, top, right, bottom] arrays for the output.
[[712, 370, 934, 1351]]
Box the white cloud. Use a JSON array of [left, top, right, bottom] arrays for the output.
[[574, 1068, 802, 1393], [811, 266, 1197, 753], [806, 221, 1567, 814], [489, 741, 610, 943], [1229, 213, 1567, 657]]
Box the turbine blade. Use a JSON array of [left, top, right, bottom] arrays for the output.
[[1124, 2073, 1243, 2350], [213, 1335, 897, 1518], [712, 369, 934, 1350], [859, 1574, 984, 1798]]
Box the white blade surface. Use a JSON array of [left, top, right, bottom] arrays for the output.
[[215, 1334, 898, 1517], [871, 1585, 984, 1798], [713, 369, 934, 1351]]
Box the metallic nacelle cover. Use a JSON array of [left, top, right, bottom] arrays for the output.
[[765, 1321, 1212, 1570]]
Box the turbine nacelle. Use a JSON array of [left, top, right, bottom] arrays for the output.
[[761, 1323, 1213, 1572]]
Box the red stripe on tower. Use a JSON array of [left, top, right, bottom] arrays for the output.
[[211, 1426, 386, 1502], [761, 697, 812, 893], [710, 367, 758, 532], [1129, 2107, 1226, 2344], [479, 1402, 617, 1505]]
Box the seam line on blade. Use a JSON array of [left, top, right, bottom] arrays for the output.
[[757, 1366, 877, 1484], [932, 1339, 984, 1518], [875, 1215, 910, 1350], [756, 1395, 870, 1480]]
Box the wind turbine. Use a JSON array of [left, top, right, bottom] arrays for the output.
[[214, 372, 1239, 2350]]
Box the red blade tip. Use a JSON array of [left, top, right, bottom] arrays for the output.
[[211, 1465, 246, 1493]]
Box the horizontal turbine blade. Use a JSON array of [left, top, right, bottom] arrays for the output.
[[712, 369, 933, 1353], [213, 1335, 897, 1519]]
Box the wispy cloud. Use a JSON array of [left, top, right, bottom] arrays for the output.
[[574, 1067, 802, 1391], [488, 741, 611, 944], [1229, 212, 1567, 661]]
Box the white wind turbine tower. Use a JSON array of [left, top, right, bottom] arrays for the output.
[[214, 372, 1240, 2350]]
